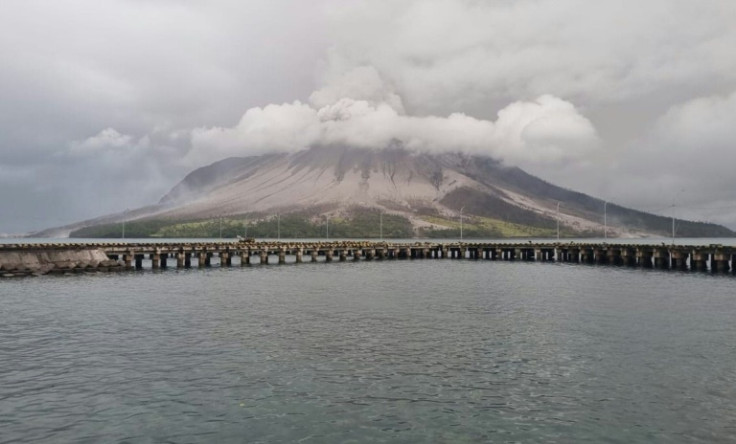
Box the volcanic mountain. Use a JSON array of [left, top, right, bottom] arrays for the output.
[[43, 146, 733, 238]]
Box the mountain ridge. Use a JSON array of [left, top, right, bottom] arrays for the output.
[[33, 146, 734, 238]]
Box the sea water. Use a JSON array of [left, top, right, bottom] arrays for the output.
[[2, 240, 736, 443]]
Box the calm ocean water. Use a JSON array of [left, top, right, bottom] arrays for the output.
[[2, 239, 736, 443]]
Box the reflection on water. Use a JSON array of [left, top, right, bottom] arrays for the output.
[[2, 260, 735, 443]]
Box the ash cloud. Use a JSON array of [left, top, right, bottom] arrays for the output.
[[188, 67, 599, 170]]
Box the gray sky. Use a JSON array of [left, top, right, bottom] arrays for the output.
[[2, 0, 736, 233]]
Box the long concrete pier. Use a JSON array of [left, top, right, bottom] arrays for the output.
[[2, 241, 736, 277]]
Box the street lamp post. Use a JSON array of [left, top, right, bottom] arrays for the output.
[[670, 189, 684, 245], [460, 206, 465, 241], [671, 204, 676, 245], [122, 209, 129, 239]]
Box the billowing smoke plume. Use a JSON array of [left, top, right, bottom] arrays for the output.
[[187, 66, 599, 169]]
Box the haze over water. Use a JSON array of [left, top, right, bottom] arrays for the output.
[[2, 249, 736, 442]]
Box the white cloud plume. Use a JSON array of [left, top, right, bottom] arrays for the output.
[[188, 68, 599, 168]]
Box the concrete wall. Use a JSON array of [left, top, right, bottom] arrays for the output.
[[0, 249, 116, 277]]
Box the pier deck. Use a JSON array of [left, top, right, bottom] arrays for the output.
[[2, 241, 736, 277]]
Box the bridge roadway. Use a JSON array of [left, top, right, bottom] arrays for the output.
[[2, 241, 736, 274]]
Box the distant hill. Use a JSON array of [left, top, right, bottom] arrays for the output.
[[35, 146, 734, 239]]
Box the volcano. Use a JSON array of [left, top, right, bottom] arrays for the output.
[[37, 146, 734, 238]]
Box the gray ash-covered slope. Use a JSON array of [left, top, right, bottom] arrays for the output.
[[152, 146, 732, 237]]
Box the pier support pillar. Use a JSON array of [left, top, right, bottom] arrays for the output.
[[621, 249, 635, 266], [339, 250, 347, 261], [242, 249, 250, 266], [184, 253, 191, 268], [558, 249, 567, 262], [692, 251, 707, 271], [296, 248, 303, 263], [353, 249, 361, 261], [637, 249, 653, 268], [198, 252, 207, 268], [152, 253, 161, 269], [278, 248, 286, 264], [653, 249, 669, 269], [713, 252, 730, 273], [260, 250, 269, 265], [177, 252, 185, 268], [311, 250, 318, 262], [123, 253, 133, 270], [594, 249, 606, 265], [607, 249, 622, 266], [580, 249, 593, 264], [325, 250, 333, 262], [671, 250, 688, 270]]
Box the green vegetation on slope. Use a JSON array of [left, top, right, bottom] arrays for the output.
[[418, 215, 577, 238], [70, 220, 171, 238], [70, 208, 414, 239]]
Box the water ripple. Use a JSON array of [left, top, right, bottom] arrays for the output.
[[2, 261, 736, 442]]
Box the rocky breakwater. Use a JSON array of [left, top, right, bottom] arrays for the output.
[[0, 247, 122, 278]]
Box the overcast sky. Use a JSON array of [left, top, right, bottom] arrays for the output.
[[2, 0, 736, 233]]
